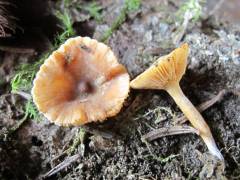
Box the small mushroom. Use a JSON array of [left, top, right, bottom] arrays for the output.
[[32, 36, 130, 126], [130, 43, 223, 160]]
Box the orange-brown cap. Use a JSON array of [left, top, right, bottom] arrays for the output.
[[130, 43, 189, 90], [32, 36, 130, 126]]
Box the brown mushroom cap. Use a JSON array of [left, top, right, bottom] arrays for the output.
[[32, 36, 130, 126], [130, 43, 189, 90]]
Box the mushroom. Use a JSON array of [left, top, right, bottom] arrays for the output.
[[130, 43, 223, 160], [32, 36, 130, 126]]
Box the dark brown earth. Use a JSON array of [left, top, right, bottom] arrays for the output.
[[0, 0, 239, 179]]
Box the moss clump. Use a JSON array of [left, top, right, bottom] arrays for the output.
[[55, 10, 75, 44], [11, 55, 47, 93]]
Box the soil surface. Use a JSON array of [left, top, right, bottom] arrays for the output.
[[0, 0, 239, 179]]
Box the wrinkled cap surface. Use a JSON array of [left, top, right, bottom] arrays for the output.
[[32, 36, 130, 126], [130, 43, 189, 90]]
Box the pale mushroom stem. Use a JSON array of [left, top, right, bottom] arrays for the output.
[[166, 82, 223, 160]]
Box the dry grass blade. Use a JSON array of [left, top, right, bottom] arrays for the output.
[[142, 125, 199, 142], [175, 89, 227, 124], [43, 154, 80, 178]]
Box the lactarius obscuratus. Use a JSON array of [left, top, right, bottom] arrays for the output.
[[32, 36, 130, 126], [130, 43, 223, 160]]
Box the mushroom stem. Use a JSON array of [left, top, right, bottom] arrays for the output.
[[166, 82, 223, 160]]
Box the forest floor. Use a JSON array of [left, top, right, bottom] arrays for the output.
[[0, 0, 239, 179]]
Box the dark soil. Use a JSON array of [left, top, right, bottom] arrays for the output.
[[0, 0, 239, 179]]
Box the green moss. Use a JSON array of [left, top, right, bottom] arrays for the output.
[[100, 0, 141, 42], [11, 54, 48, 93], [84, 2, 103, 23], [55, 10, 75, 44], [67, 128, 86, 155], [125, 0, 141, 12], [11, 9, 75, 122], [144, 154, 180, 164], [10, 54, 48, 122], [176, 0, 204, 24], [23, 100, 41, 122]]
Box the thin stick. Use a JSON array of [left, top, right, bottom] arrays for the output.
[[175, 89, 227, 124], [142, 125, 199, 142], [82, 125, 118, 139], [0, 46, 36, 54], [43, 154, 80, 178]]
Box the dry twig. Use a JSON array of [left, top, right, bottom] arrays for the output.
[[142, 125, 199, 142], [0, 46, 36, 54], [43, 154, 80, 178], [175, 89, 227, 124], [142, 88, 238, 127], [142, 89, 234, 142]]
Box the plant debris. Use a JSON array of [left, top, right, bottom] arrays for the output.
[[142, 125, 199, 142], [43, 154, 80, 178], [0, 1, 17, 37], [175, 89, 227, 124], [1, 0, 240, 179]]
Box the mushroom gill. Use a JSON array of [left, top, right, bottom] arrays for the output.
[[130, 43, 223, 160]]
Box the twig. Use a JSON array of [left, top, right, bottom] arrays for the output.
[[142, 125, 199, 142], [12, 91, 32, 100], [0, 46, 36, 54], [43, 154, 80, 178], [173, 11, 191, 45], [175, 89, 227, 124], [82, 125, 118, 139]]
